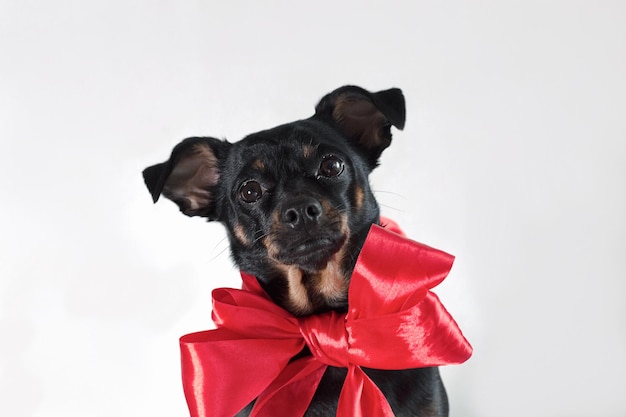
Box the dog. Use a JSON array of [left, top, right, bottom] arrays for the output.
[[143, 85, 449, 416]]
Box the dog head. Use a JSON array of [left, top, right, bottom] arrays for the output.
[[143, 86, 405, 316]]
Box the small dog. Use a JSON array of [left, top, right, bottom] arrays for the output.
[[143, 86, 449, 416]]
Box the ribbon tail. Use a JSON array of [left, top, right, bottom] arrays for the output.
[[337, 366, 395, 417], [251, 357, 327, 417]]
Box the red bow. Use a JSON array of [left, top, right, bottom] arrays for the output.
[[180, 220, 472, 417]]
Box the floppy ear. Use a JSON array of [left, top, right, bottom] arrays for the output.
[[313, 85, 405, 168], [142, 137, 230, 218]]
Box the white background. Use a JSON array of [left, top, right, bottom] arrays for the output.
[[1, 1, 625, 416]]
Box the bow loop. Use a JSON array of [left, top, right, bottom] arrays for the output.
[[349, 224, 456, 319], [211, 286, 299, 339], [180, 329, 306, 417], [346, 292, 472, 369]]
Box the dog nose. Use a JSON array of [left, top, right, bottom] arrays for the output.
[[281, 197, 323, 228]]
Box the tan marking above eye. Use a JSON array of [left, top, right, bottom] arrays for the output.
[[252, 159, 265, 171], [302, 145, 315, 158]]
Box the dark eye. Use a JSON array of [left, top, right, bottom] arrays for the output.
[[239, 180, 263, 203], [319, 155, 344, 177]]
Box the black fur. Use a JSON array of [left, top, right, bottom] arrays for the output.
[[143, 86, 449, 416]]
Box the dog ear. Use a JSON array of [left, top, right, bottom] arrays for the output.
[[142, 137, 230, 218], [314, 85, 405, 167]]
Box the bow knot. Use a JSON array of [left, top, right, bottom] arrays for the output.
[[299, 312, 349, 367], [180, 219, 472, 417]]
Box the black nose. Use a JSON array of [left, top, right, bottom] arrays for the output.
[[281, 197, 323, 229]]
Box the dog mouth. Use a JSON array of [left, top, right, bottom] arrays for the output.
[[273, 235, 347, 272]]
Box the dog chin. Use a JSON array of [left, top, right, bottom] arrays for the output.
[[276, 236, 346, 273]]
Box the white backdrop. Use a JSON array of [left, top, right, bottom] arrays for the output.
[[1, 1, 625, 416]]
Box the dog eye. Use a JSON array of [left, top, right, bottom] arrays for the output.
[[319, 155, 344, 177], [239, 180, 263, 203]]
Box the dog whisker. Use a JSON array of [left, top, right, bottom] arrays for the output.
[[253, 231, 269, 244], [378, 203, 405, 213], [372, 189, 406, 198], [208, 236, 231, 262], [212, 235, 229, 251], [209, 244, 231, 262]]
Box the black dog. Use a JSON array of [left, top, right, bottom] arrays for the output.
[[143, 86, 449, 416]]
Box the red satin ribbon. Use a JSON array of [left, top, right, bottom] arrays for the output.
[[180, 219, 472, 417]]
